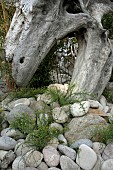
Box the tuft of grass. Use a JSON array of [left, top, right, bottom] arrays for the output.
[[0, 108, 4, 131], [10, 113, 36, 135], [92, 117, 113, 144], [47, 83, 88, 106], [0, 114, 4, 131], [103, 88, 113, 103], [0, 108, 3, 113], [27, 126, 61, 150], [35, 108, 53, 127], [11, 87, 47, 99], [10, 109, 62, 150]]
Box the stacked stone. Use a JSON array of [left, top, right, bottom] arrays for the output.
[[0, 84, 113, 170], [0, 132, 113, 170]]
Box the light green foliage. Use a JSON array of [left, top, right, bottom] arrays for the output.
[[93, 117, 113, 144], [27, 125, 61, 150], [0, 108, 3, 113], [10, 113, 36, 135], [47, 83, 88, 106], [27, 111, 61, 150], [10, 108, 62, 150]]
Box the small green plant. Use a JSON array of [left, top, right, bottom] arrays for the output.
[[103, 88, 113, 103], [28, 108, 62, 150], [10, 108, 62, 150], [0, 113, 4, 131], [47, 83, 88, 106], [0, 108, 4, 131], [0, 108, 3, 113], [92, 117, 113, 144], [11, 87, 47, 99], [27, 125, 61, 150], [35, 108, 53, 127], [10, 113, 36, 135]]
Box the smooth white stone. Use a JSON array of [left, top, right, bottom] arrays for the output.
[[76, 144, 97, 170], [70, 101, 90, 117]]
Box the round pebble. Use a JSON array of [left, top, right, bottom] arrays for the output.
[[0, 136, 16, 150], [101, 159, 113, 170], [76, 144, 97, 170], [70, 139, 93, 149]]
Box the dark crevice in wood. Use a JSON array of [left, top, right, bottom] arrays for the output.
[[63, 0, 83, 14]]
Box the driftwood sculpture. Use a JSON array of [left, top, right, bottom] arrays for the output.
[[5, 0, 113, 98]]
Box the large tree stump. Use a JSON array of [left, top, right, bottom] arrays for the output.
[[5, 0, 113, 98]]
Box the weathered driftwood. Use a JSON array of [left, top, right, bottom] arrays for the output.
[[5, 0, 113, 98]]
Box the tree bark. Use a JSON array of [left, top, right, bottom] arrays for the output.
[[72, 27, 113, 98], [5, 0, 113, 98]]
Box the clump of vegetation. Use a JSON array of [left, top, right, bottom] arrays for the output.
[[10, 113, 36, 135], [0, 108, 3, 113], [103, 88, 113, 103], [10, 109, 62, 150], [47, 83, 88, 106], [0, 115, 3, 131], [92, 117, 113, 144], [32, 108, 60, 151], [11, 87, 47, 99], [0, 109, 4, 131], [27, 125, 61, 150]]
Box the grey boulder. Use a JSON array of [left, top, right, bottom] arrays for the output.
[[6, 104, 35, 123], [60, 155, 80, 170], [0, 136, 16, 150]]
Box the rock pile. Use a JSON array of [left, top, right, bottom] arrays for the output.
[[0, 84, 113, 170]]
